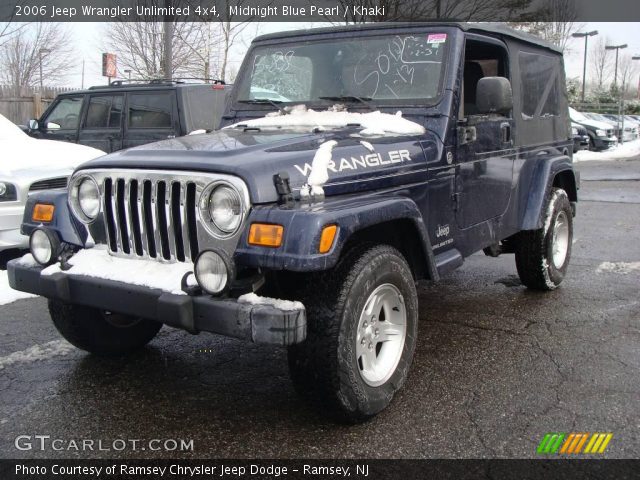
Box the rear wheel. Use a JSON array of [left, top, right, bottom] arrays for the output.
[[515, 188, 573, 290], [288, 244, 418, 423], [49, 300, 162, 356]]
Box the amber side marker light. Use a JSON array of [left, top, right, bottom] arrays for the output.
[[248, 223, 284, 248], [32, 204, 55, 222], [319, 225, 338, 254]]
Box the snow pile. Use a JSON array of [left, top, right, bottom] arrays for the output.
[[0, 270, 37, 306], [41, 246, 194, 295], [596, 261, 640, 274], [0, 340, 75, 370], [574, 139, 640, 162], [237, 292, 304, 311], [15, 253, 39, 268], [226, 105, 425, 136], [303, 140, 338, 196]]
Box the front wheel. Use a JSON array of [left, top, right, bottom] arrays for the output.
[[49, 300, 162, 356], [515, 188, 573, 290], [288, 244, 418, 423]]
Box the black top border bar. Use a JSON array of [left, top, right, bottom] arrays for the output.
[[2, 0, 640, 22]]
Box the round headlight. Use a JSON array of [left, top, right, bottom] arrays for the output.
[[70, 176, 100, 222], [208, 185, 242, 233], [195, 250, 232, 295], [0, 182, 6, 196], [78, 177, 100, 219], [29, 228, 60, 266]]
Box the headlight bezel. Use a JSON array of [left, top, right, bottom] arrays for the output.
[[69, 174, 101, 223], [198, 180, 248, 238], [0, 182, 18, 202]]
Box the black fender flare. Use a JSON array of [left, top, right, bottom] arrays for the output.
[[234, 195, 438, 280], [520, 155, 577, 231]]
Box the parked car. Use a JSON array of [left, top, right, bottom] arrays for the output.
[[570, 108, 616, 150], [572, 123, 589, 153], [0, 114, 104, 253], [25, 80, 231, 153], [598, 113, 637, 142], [10, 23, 578, 422], [623, 116, 640, 140]]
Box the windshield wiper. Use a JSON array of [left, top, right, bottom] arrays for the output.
[[319, 96, 375, 110], [238, 99, 289, 115]]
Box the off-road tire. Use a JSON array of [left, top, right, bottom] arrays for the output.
[[515, 188, 573, 290], [49, 300, 162, 356], [287, 244, 418, 423]]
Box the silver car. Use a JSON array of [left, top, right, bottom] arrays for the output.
[[0, 114, 104, 252]]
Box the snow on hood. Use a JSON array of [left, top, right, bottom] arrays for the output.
[[225, 105, 426, 136], [569, 108, 611, 131], [0, 129, 105, 177], [0, 113, 27, 140]]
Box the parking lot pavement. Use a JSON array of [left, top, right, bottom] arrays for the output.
[[0, 159, 638, 459]]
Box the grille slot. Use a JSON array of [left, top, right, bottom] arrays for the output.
[[102, 176, 200, 262], [29, 177, 69, 192]]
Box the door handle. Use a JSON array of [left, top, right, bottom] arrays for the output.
[[500, 123, 512, 144]]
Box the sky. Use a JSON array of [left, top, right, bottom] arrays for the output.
[[62, 22, 640, 90]]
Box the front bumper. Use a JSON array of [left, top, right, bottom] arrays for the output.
[[0, 204, 28, 252], [7, 260, 306, 346]]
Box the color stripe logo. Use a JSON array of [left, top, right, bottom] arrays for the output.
[[537, 433, 613, 454]]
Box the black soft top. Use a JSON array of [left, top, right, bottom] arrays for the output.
[[254, 22, 562, 54]]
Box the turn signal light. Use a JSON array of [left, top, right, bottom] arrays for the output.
[[32, 204, 55, 222], [248, 223, 284, 248], [319, 225, 338, 254]]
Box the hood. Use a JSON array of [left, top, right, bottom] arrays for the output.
[[0, 137, 105, 178], [80, 126, 434, 204], [571, 117, 611, 131]]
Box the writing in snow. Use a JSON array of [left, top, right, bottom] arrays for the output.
[[46, 4, 386, 19]]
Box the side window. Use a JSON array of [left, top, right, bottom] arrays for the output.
[[128, 93, 174, 129], [461, 39, 508, 118], [43, 96, 83, 130], [519, 52, 561, 119], [84, 95, 123, 129]]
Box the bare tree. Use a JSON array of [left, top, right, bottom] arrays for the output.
[[509, 0, 581, 52], [0, 23, 75, 87], [590, 36, 612, 89], [103, 21, 209, 80], [618, 54, 638, 99]]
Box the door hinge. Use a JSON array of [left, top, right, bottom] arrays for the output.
[[452, 192, 460, 211], [457, 126, 476, 145]]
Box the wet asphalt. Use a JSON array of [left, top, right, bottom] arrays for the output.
[[0, 159, 638, 460]]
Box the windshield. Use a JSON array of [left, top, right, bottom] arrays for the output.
[[236, 32, 449, 106]]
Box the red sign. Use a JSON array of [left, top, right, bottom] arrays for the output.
[[102, 53, 116, 78]]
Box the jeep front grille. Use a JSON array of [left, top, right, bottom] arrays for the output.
[[102, 177, 199, 262]]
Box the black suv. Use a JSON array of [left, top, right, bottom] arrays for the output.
[[26, 80, 231, 153], [10, 23, 578, 422]]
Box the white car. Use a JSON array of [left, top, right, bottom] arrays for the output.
[[0, 114, 105, 252]]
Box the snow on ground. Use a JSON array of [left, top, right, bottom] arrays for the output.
[[41, 246, 194, 295], [0, 340, 75, 370], [226, 105, 425, 136], [0, 270, 37, 306], [237, 292, 304, 311], [596, 261, 640, 274], [574, 139, 640, 162]]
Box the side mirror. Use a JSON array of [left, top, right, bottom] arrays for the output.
[[28, 119, 39, 130], [476, 77, 512, 115]]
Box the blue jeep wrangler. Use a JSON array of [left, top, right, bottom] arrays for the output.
[[8, 23, 577, 422]]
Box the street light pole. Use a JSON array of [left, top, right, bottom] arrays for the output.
[[605, 44, 628, 87], [633, 56, 640, 99], [572, 31, 598, 103], [38, 48, 51, 91]]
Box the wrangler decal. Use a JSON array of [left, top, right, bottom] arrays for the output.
[[294, 149, 411, 176]]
